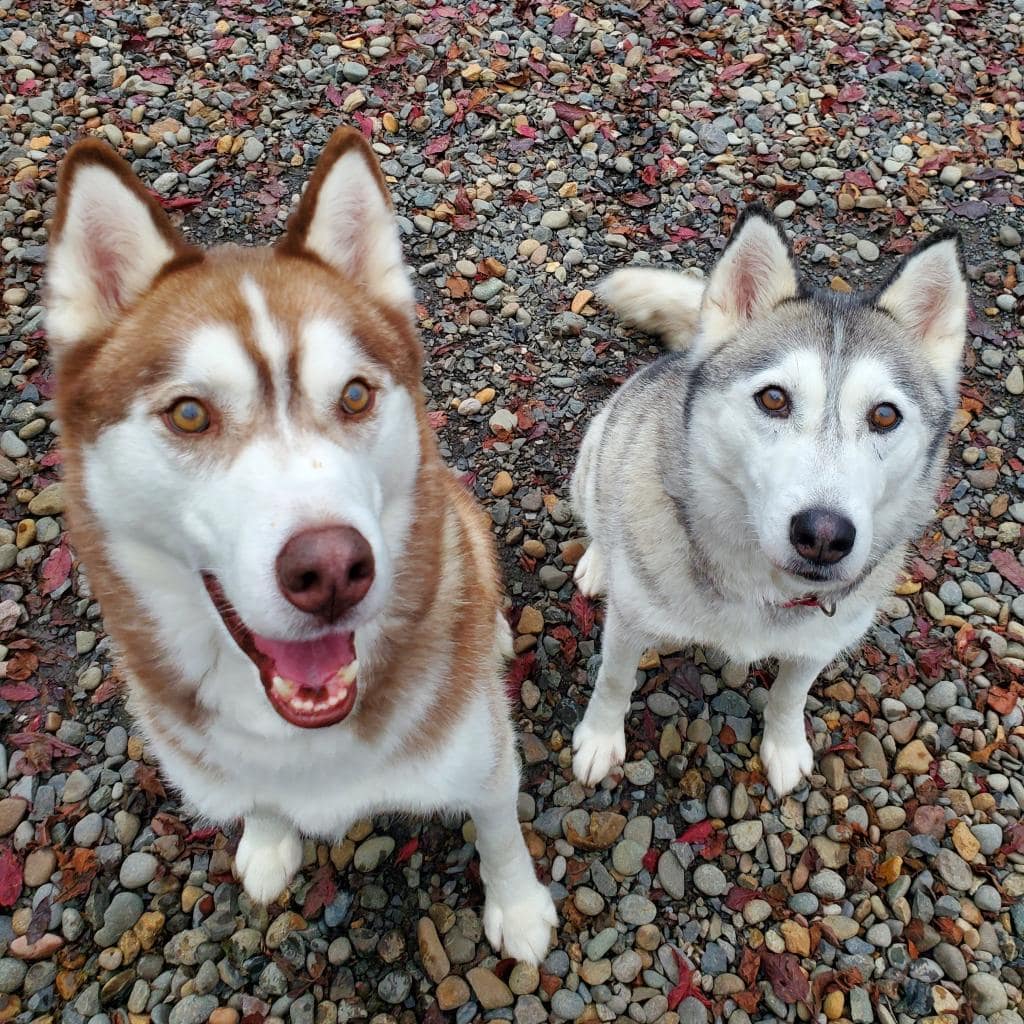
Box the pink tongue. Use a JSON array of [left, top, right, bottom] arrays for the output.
[[252, 632, 355, 690]]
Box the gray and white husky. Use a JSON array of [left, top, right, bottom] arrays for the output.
[[570, 206, 968, 796]]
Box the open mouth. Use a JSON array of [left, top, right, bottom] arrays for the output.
[[202, 573, 358, 728]]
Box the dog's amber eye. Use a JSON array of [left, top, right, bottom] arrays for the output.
[[869, 402, 901, 432], [167, 398, 210, 434], [340, 379, 374, 416], [755, 386, 790, 417]]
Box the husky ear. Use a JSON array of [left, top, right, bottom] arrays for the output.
[[876, 230, 967, 380], [281, 127, 414, 315], [47, 140, 194, 355], [699, 205, 799, 350]]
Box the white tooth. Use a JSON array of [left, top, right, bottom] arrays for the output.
[[295, 698, 315, 712], [272, 676, 297, 699], [336, 660, 359, 686]]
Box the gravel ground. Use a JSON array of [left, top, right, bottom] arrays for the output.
[[2, 1, 1024, 1023]]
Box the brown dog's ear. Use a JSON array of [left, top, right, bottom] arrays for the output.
[[876, 229, 968, 381], [281, 127, 414, 317], [47, 139, 195, 355]]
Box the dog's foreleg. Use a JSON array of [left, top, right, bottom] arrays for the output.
[[234, 812, 304, 905], [471, 756, 557, 965], [572, 606, 649, 787], [760, 656, 822, 797]]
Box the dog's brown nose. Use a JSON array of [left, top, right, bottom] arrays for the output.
[[276, 526, 375, 622]]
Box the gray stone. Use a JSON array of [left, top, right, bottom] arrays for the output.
[[119, 852, 158, 889], [693, 864, 727, 897], [551, 989, 585, 1019], [966, 972, 1009, 1015]]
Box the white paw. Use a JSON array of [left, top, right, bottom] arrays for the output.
[[572, 715, 626, 787], [483, 878, 557, 965], [761, 729, 813, 797], [573, 545, 606, 598], [496, 611, 514, 660], [235, 827, 303, 904]]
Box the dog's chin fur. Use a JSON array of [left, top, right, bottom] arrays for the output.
[[46, 129, 556, 964], [571, 206, 967, 797]]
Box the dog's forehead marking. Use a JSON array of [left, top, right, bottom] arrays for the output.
[[178, 323, 260, 411], [300, 316, 377, 412]]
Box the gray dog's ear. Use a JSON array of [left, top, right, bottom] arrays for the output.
[[699, 205, 799, 353], [875, 229, 967, 380]]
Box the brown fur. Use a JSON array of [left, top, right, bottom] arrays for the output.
[[52, 127, 506, 758]]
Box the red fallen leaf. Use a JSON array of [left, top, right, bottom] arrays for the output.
[[38, 450, 62, 468], [999, 822, 1024, 855], [641, 165, 659, 186], [427, 410, 448, 430], [668, 226, 700, 243], [667, 949, 712, 1010], [641, 708, 657, 745], [424, 134, 451, 157], [761, 950, 810, 1005], [642, 847, 659, 873], [137, 763, 167, 803], [90, 676, 120, 705], [185, 827, 220, 843], [950, 200, 990, 220], [7, 731, 80, 759], [0, 846, 23, 907], [56, 847, 98, 902], [27, 894, 50, 945], [0, 684, 38, 701], [990, 548, 1024, 589], [700, 830, 726, 860], [325, 84, 343, 107], [40, 542, 72, 596], [739, 945, 760, 988], [5, 652, 38, 682], [140, 66, 176, 84], [351, 112, 374, 139], [550, 625, 577, 664], [675, 820, 714, 847], [17, 79, 41, 96], [515, 124, 537, 139], [302, 864, 337, 917], [552, 10, 576, 36], [724, 886, 762, 911], [836, 83, 866, 103], [916, 642, 949, 679], [621, 191, 658, 208], [719, 62, 749, 81], [553, 101, 589, 123], [151, 812, 188, 837], [988, 686, 1021, 716], [395, 837, 419, 865], [569, 592, 595, 636], [505, 652, 536, 701], [157, 196, 203, 211], [844, 168, 873, 188]]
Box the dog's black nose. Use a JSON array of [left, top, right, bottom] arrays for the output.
[[276, 526, 375, 622], [789, 508, 856, 565]]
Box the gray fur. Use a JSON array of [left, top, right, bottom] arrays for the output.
[[570, 212, 967, 796]]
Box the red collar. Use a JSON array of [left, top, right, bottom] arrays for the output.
[[781, 595, 837, 616]]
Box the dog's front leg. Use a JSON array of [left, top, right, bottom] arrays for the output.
[[572, 604, 650, 787], [234, 812, 304, 905], [760, 656, 823, 797], [470, 756, 557, 966]]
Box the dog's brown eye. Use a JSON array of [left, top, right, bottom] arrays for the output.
[[167, 398, 210, 434], [756, 386, 790, 417], [340, 379, 373, 416], [869, 402, 901, 432]]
